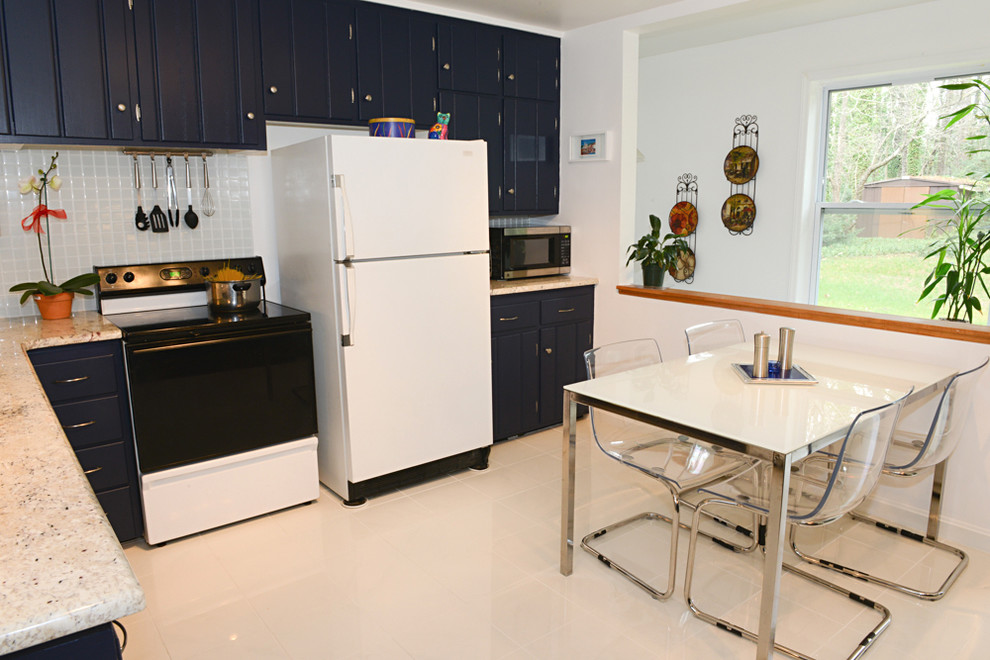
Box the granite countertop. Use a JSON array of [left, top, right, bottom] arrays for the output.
[[489, 275, 599, 296], [0, 312, 145, 655]]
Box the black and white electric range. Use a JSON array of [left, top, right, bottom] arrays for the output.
[[96, 257, 319, 544]]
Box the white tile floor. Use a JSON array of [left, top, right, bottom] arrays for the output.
[[119, 421, 990, 659]]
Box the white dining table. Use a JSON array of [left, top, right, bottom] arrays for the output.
[[559, 342, 957, 659]]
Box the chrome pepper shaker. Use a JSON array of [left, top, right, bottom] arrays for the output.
[[778, 327, 795, 375], [753, 332, 770, 378]]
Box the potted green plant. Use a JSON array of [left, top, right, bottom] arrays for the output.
[[626, 213, 690, 287], [913, 79, 990, 323], [8, 152, 100, 319]]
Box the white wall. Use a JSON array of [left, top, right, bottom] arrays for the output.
[[559, 0, 990, 550]]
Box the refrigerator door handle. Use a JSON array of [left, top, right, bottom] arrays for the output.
[[340, 262, 356, 346], [333, 174, 356, 261]]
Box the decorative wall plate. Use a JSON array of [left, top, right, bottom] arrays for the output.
[[723, 145, 759, 184], [721, 193, 756, 232], [668, 200, 698, 236], [668, 246, 696, 281]]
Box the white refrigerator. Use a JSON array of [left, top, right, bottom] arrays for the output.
[[272, 135, 493, 503]]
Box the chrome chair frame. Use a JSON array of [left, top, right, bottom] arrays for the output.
[[790, 357, 988, 601], [683, 394, 909, 660], [580, 338, 758, 602]]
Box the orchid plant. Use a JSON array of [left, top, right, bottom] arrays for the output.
[[8, 152, 99, 304]]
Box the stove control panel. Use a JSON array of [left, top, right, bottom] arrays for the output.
[[95, 257, 266, 300]]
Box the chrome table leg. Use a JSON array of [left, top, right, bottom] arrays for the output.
[[560, 390, 578, 576], [756, 451, 792, 659]]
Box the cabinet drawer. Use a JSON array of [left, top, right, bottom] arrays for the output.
[[32, 354, 118, 403], [540, 293, 593, 324], [51, 396, 123, 450], [490, 301, 539, 332], [75, 442, 130, 492]]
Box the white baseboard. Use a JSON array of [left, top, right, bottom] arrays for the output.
[[859, 493, 990, 554]]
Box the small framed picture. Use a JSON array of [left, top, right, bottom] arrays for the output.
[[570, 131, 607, 162]]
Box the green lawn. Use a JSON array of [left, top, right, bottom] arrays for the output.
[[817, 252, 990, 325]]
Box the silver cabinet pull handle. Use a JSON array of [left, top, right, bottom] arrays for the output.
[[499, 316, 519, 322], [55, 376, 89, 384], [63, 420, 96, 430], [558, 308, 575, 313], [84, 466, 103, 475]]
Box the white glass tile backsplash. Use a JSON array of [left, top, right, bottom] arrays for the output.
[[0, 147, 253, 318]]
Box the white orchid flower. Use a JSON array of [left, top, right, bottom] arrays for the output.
[[48, 175, 63, 191], [18, 176, 37, 194]]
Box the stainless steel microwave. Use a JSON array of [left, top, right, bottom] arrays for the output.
[[489, 226, 571, 280]]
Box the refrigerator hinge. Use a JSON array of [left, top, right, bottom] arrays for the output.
[[332, 175, 343, 188], [342, 334, 352, 347]]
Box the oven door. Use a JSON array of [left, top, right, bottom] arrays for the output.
[[125, 325, 318, 474]]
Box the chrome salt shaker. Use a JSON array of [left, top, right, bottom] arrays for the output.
[[753, 332, 770, 378], [778, 327, 795, 375]]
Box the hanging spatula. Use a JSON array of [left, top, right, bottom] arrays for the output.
[[183, 155, 199, 229], [134, 156, 149, 231], [149, 155, 169, 233]]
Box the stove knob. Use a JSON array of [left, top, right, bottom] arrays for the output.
[[200, 267, 210, 277], [246, 264, 257, 275], [104, 273, 118, 285], [123, 271, 135, 283]]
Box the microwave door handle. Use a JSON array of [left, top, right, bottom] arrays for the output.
[[339, 262, 356, 346], [333, 174, 356, 261]]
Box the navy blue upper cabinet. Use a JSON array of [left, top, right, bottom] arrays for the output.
[[0, 0, 137, 142], [503, 31, 559, 101], [503, 98, 558, 215], [437, 19, 501, 96], [258, 0, 357, 123], [0, 6, 12, 134], [355, 4, 437, 127], [133, 0, 264, 149]]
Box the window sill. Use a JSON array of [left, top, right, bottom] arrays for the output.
[[617, 285, 990, 345]]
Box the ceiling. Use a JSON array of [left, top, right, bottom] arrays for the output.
[[402, 0, 682, 32]]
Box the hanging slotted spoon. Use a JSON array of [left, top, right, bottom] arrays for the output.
[[184, 155, 199, 229], [201, 155, 216, 217], [149, 155, 169, 233], [134, 156, 149, 231]]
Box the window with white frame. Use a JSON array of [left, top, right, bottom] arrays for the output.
[[813, 73, 990, 322]]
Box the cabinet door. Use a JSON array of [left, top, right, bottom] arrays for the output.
[[539, 319, 592, 428], [503, 98, 558, 214], [503, 31, 559, 101], [259, 0, 355, 122], [440, 91, 501, 211], [2, 0, 60, 137], [133, 0, 263, 148], [356, 5, 436, 126], [437, 20, 500, 96], [0, 8, 7, 136], [492, 330, 540, 440]]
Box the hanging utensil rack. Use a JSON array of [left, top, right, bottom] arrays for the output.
[[122, 149, 214, 159]]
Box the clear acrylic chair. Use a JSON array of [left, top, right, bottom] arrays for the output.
[[791, 356, 988, 601], [581, 338, 757, 601], [684, 319, 745, 355], [683, 391, 910, 660]]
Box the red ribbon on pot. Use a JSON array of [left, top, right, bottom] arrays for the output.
[[21, 204, 67, 234]]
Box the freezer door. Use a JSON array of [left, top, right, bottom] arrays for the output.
[[339, 252, 492, 482], [327, 135, 489, 260]]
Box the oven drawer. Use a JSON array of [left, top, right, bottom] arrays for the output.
[[75, 441, 131, 492], [52, 396, 124, 451], [32, 353, 118, 403]]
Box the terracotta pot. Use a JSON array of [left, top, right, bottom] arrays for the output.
[[642, 263, 665, 288], [33, 292, 74, 320]]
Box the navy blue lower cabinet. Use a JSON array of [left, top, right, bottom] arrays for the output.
[[490, 285, 594, 440], [5, 622, 122, 660], [28, 341, 143, 543]]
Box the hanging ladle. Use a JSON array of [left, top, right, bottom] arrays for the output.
[[201, 155, 216, 217], [184, 155, 199, 229]]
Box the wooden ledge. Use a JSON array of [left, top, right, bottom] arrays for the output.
[[617, 285, 990, 345]]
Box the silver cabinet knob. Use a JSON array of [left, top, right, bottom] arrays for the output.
[[545, 347, 552, 354], [116, 103, 126, 112], [269, 86, 278, 94], [246, 112, 255, 120], [507, 74, 515, 81], [364, 94, 372, 102], [507, 188, 515, 195], [442, 63, 450, 70]]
